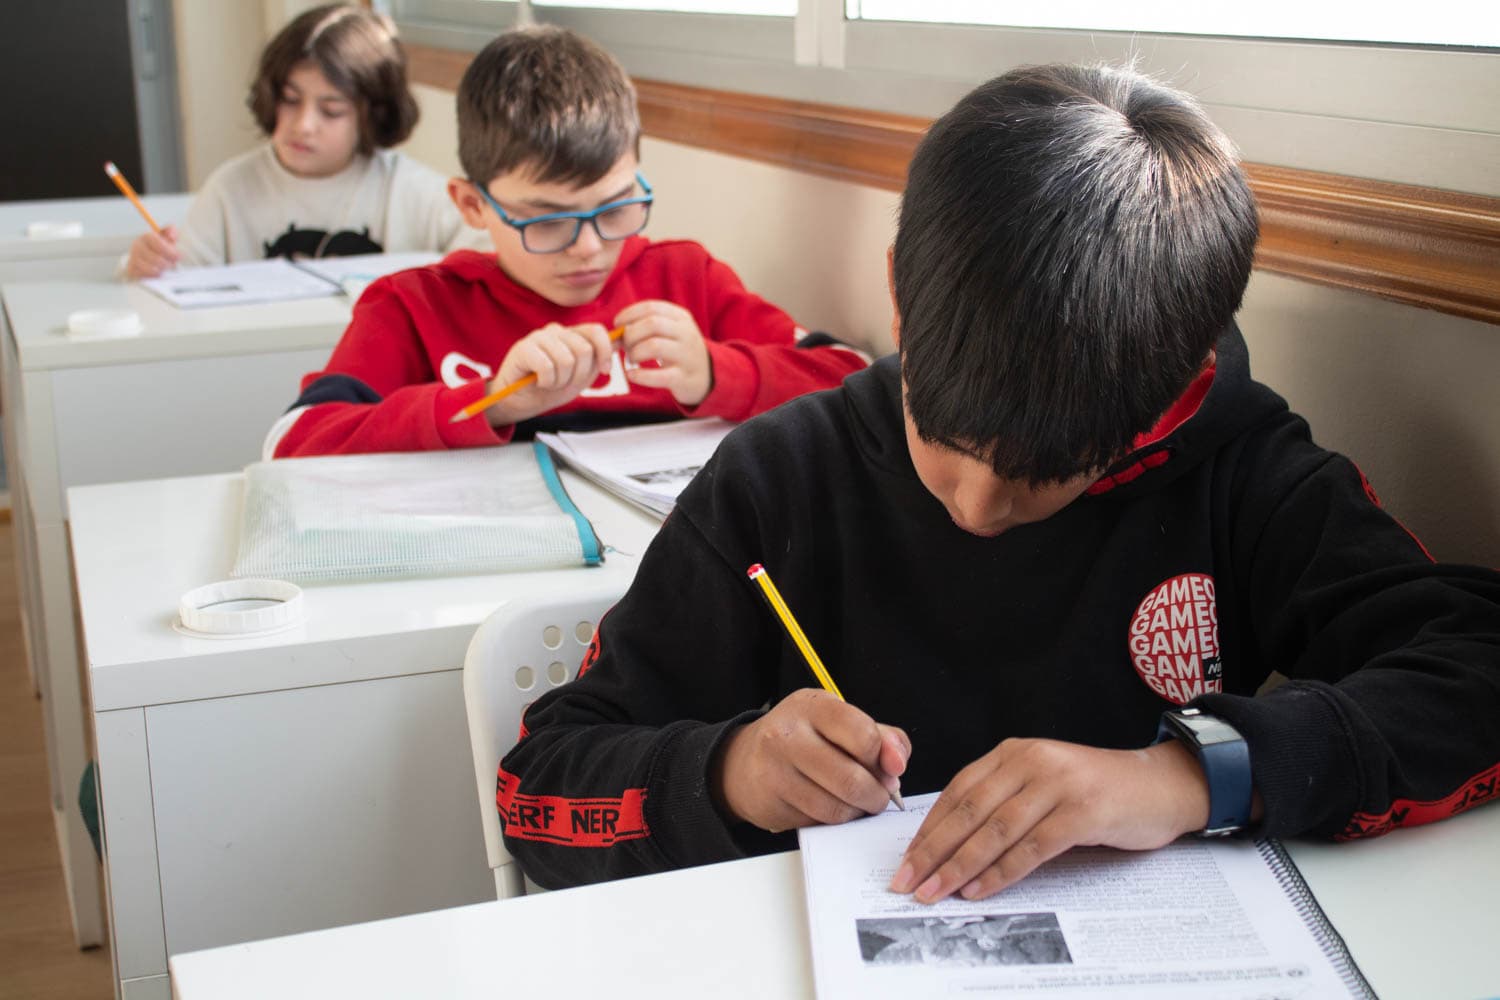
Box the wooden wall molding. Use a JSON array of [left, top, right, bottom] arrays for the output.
[[409, 44, 1500, 325]]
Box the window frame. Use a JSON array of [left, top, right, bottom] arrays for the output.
[[388, 0, 1500, 196]]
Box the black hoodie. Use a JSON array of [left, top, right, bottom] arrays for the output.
[[499, 324, 1500, 889]]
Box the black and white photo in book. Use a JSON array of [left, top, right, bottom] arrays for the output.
[[857, 912, 1072, 968]]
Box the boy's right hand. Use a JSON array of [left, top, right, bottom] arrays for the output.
[[711, 688, 910, 833], [485, 322, 616, 426], [125, 225, 179, 279]]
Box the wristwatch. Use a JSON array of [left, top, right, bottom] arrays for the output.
[[1155, 707, 1252, 836]]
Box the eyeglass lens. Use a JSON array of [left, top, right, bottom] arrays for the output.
[[523, 200, 651, 253]]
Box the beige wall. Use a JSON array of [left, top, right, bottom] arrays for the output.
[[403, 84, 1500, 567], [173, 1, 334, 188]]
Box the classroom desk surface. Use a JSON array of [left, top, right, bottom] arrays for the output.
[[168, 801, 1500, 1000], [2, 271, 353, 949], [0, 193, 192, 266], [72, 469, 662, 710], [71, 466, 665, 1000], [2, 277, 355, 370]]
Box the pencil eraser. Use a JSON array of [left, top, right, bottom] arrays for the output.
[[27, 220, 84, 239], [67, 308, 143, 339]]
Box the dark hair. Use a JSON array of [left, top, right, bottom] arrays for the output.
[[247, 4, 419, 156], [894, 64, 1258, 485], [457, 25, 640, 187]]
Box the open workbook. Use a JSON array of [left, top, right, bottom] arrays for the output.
[[798, 792, 1374, 1000], [536, 418, 735, 517], [137, 251, 438, 308]]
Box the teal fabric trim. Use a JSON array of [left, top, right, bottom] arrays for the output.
[[534, 442, 603, 565]]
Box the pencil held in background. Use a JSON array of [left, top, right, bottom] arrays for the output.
[[104, 161, 161, 232], [109, 159, 182, 278], [450, 326, 626, 424]]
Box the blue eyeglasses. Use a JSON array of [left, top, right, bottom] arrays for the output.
[[474, 172, 654, 254]]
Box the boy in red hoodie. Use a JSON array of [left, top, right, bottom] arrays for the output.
[[266, 25, 866, 459]]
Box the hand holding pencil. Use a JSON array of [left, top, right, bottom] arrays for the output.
[[107, 161, 180, 280], [707, 564, 909, 836], [451, 323, 623, 426]]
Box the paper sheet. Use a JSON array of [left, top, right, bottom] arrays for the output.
[[798, 792, 1370, 1000], [140, 258, 340, 308], [138, 253, 441, 308], [293, 251, 439, 298], [537, 418, 734, 517]]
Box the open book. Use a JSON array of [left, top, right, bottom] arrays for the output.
[[798, 792, 1374, 999], [138, 252, 438, 308], [536, 418, 735, 518]]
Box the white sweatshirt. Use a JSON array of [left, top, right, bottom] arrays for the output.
[[174, 144, 484, 266]]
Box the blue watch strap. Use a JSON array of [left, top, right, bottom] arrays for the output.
[[1155, 710, 1253, 836]]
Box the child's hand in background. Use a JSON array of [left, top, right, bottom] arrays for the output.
[[615, 300, 713, 407], [485, 321, 616, 426], [125, 225, 180, 279]]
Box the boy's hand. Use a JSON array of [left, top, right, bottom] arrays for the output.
[[890, 738, 1214, 903], [711, 689, 909, 833], [614, 300, 713, 407], [486, 322, 616, 426], [125, 225, 179, 279]]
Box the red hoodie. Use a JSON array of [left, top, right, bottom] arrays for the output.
[[268, 237, 867, 458]]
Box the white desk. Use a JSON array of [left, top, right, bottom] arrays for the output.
[[70, 467, 662, 1000], [0, 192, 191, 948], [0, 275, 353, 948], [169, 803, 1500, 1000], [0, 193, 193, 282]]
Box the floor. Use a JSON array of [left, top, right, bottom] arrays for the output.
[[0, 517, 114, 999]]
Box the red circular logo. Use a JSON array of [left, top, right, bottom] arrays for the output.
[[1128, 573, 1222, 704]]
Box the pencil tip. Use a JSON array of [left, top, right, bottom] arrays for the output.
[[891, 788, 906, 811]]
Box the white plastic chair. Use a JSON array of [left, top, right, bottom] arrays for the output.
[[462, 582, 624, 899]]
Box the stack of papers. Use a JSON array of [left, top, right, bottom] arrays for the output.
[[536, 418, 736, 517]]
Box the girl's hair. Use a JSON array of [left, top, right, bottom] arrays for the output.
[[247, 4, 419, 155]]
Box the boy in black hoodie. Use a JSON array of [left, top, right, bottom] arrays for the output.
[[497, 64, 1500, 897]]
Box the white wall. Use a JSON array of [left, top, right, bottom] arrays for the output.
[[171, 3, 266, 187], [401, 84, 1500, 567]]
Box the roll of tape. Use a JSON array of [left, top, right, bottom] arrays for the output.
[[177, 578, 305, 638], [26, 220, 85, 239], [66, 308, 143, 339]]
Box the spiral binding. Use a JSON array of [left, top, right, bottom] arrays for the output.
[[1256, 838, 1379, 999]]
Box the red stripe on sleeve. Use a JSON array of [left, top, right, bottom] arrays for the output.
[[496, 766, 651, 848], [1337, 763, 1500, 839]]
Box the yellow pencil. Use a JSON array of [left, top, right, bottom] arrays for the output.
[[103, 161, 162, 233], [448, 326, 626, 424], [747, 562, 905, 811]]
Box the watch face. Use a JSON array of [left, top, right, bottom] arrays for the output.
[[1175, 712, 1242, 746]]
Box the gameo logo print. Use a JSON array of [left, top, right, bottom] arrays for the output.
[[1128, 573, 1223, 704]]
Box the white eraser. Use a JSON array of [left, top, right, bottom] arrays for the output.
[[66, 308, 143, 339], [27, 220, 85, 239]]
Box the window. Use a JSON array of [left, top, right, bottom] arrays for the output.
[[389, 0, 1500, 196], [533, 0, 794, 13], [845, 1, 1499, 48]]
